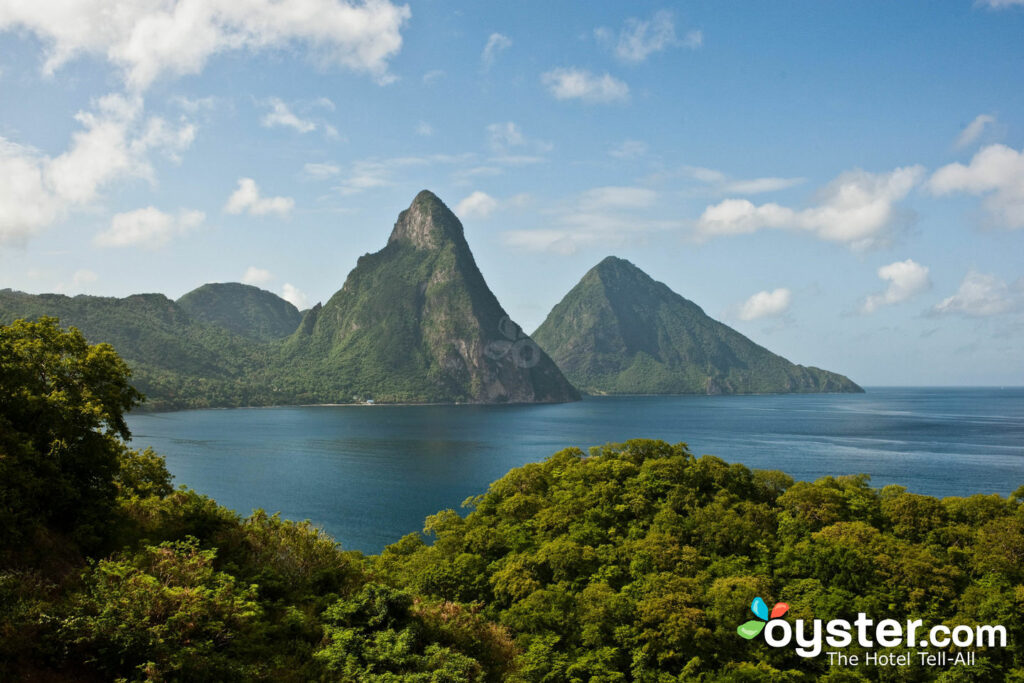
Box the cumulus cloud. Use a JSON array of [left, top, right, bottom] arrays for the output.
[[696, 165, 924, 249], [737, 288, 792, 321], [0, 0, 411, 90], [600, 10, 701, 64], [541, 68, 629, 104], [456, 191, 498, 219], [225, 178, 294, 216], [956, 114, 996, 149], [281, 283, 309, 309], [929, 143, 1024, 228], [860, 259, 931, 314], [94, 207, 204, 248], [0, 94, 195, 246], [932, 270, 1022, 317], [242, 266, 274, 286], [261, 98, 316, 133], [481, 33, 512, 70]]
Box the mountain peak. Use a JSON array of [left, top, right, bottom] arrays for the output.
[[533, 257, 863, 396], [388, 190, 466, 250]]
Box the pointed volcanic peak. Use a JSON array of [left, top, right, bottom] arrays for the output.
[[532, 256, 862, 395], [282, 190, 579, 404], [177, 282, 301, 341]]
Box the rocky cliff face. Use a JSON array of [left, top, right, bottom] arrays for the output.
[[282, 191, 579, 404], [532, 256, 863, 395]]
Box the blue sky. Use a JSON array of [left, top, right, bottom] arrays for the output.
[[1, 0, 1023, 385]]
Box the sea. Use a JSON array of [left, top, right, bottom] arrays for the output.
[[126, 387, 1024, 554]]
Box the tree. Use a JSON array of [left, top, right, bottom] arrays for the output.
[[0, 318, 142, 555]]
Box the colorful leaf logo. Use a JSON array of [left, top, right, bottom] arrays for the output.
[[737, 596, 789, 639]]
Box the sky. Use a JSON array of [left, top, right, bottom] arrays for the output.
[[1, 0, 1023, 386]]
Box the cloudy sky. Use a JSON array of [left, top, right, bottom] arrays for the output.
[[1, 0, 1023, 385]]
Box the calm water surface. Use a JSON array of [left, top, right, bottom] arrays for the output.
[[127, 388, 1024, 554]]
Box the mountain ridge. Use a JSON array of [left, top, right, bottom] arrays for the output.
[[532, 256, 863, 395]]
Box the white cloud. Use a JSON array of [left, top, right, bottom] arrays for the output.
[[225, 178, 294, 216], [861, 259, 931, 314], [487, 121, 525, 151], [541, 67, 629, 104], [95, 207, 204, 248], [0, 0, 411, 90], [609, 139, 648, 159], [608, 10, 696, 64], [281, 283, 309, 309], [579, 186, 657, 210], [242, 266, 274, 286], [481, 32, 512, 70], [682, 165, 805, 195], [303, 162, 341, 179], [486, 122, 552, 161], [456, 191, 498, 219], [502, 187, 676, 254], [956, 114, 996, 149], [696, 165, 924, 249], [415, 121, 433, 136], [261, 98, 316, 133], [0, 94, 195, 246], [738, 288, 792, 321], [932, 271, 1021, 317], [929, 144, 1024, 228], [976, 0, 1024, 7]]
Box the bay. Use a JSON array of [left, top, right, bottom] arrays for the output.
[[127, 387, 1024, 554]]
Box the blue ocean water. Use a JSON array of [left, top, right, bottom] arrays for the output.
[[126, 388, 1024, 554]]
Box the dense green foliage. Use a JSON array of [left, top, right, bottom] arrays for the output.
[[177, 282, 302, 342], [0, 289, 277, 410], [0, 191, 578, 409], [532, 256, 863, 395], [3, 318, 1022, 681], [378, 440, 1024, 681], [0, 319, 512, 681]]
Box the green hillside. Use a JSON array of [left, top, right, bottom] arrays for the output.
[[532, 256, 862, 395], [177, 282, 302, 342], [0, 288, 274, 410], [278, 190, 578, 404]]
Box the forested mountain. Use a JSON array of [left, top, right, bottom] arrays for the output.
[[0, 191, 578, 408], [177, 282, 302, 342], [532, 256, 862, 395], [278, 190, 578, 404], [0, 288, 273, 410]]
